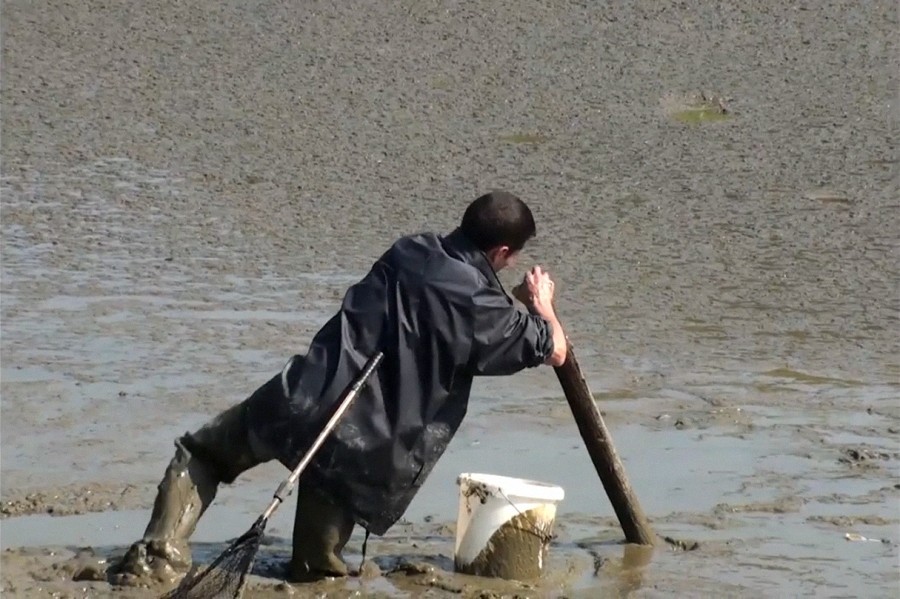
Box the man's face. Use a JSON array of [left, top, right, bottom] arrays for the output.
[[486, 246, 521, 271]]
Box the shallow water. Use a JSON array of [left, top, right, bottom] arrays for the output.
[[2, 0, 898, 596]]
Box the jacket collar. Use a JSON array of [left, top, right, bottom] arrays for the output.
[[441, 228, 506, 292]]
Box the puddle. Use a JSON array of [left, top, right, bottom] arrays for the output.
[[663, 92, 732, 124], [671, 107, 731, 124], [760, 368, 866, 387], [4, 395, 898, 596]]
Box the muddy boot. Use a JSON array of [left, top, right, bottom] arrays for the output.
[[288, 488, 355, 582], [110, 439, 220, 586]]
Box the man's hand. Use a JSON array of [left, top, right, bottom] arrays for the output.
[[513, 266, 555, 310], [525, 266, 556, 312], [512, 266, 567, 367]]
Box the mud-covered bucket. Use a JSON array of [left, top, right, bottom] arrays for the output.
[[454, 472, 564, 580]]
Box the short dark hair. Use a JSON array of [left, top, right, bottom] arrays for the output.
[[460, 191, 536, 252]]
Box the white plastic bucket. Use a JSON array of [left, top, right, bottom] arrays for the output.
[[454, 472, 565, 579]]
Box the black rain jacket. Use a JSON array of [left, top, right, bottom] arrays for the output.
[[248, 228, 554, 534]]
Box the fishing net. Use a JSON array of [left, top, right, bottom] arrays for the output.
[[161, 517, 265, 599]]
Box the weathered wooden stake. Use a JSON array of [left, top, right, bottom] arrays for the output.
[[554, 340, 656, 545]]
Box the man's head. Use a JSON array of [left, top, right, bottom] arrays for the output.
[[460, 190, 536, 271]]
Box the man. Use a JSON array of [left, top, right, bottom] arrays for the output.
[[113, 190, 567, 585]]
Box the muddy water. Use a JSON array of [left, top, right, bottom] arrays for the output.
[[2, 0, 898, 597]]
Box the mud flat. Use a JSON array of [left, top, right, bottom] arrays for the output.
[[2, 0, 898, 597]]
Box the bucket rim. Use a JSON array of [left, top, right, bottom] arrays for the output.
[[457, 472, 565, 502]]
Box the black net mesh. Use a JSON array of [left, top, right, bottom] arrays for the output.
[[161, 519, 264, 599]]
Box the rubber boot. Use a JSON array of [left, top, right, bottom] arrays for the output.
[[289, 488, 355, 582], [111, 439, 220, 586]]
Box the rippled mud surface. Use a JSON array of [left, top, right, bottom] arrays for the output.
[[2, 0, 898, 597]]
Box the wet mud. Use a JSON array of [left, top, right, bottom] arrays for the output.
[[456, 507, 556, 581], [1, 482, 149, 519], [2, 0, 898, 597]]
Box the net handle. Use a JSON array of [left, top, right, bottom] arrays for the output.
[[261, 352, 384, 521]]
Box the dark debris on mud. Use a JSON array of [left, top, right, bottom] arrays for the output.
[[662, 536, 700, 552], [838, 447, 895, 467]]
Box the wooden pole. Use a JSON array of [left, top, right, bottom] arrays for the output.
[[554, 341, 656, 545]]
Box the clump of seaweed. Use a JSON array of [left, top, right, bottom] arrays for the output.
[[666, 91, 732, 124]]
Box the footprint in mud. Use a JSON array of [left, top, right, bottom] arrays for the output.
[[53, 547, 109, 582]]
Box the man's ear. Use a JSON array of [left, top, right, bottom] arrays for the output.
[[486, 245, 515, 271], [483, 245, 504, 270], [485, 245, 509, 261]]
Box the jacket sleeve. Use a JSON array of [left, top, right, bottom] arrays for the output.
[[468, 284, 554, 376]]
